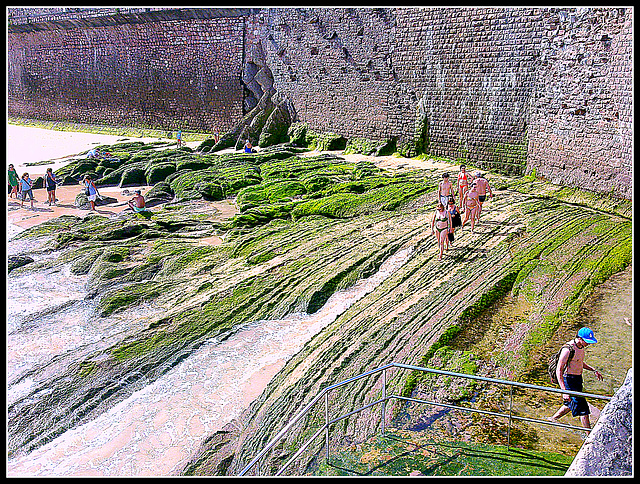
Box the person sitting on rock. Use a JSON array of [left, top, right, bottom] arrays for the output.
[[128, 189, 147, 213], [86, 148, 100, 159], [244, 139, 256, 153]]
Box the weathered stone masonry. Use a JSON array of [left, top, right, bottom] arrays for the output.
[[7, 7, 633, 199]]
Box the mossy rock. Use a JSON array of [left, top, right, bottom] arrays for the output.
[[97, 281, 161, 317], [70, 160, 100, 179], [8, 255, 34, 273], [237, 179, 307, 210], [61, 175, 79, 186], [170, 169, 223, 201], [314, 132, 347, 151], [144, 182, 174, 206], [287, 122, 309, 146], [99, 156, 128, 169], [74, 192, 118, 210], [32, 176, 44, 189], [146, 163, 177, 185], [344, 137, 378, 156], [119, 167, 148, 187], [102, 246, 130, 263], [302, 174, 334, 193], [195, 181, 224, 201], [259, 102, 292, 148], [176, 159, 215, 172]]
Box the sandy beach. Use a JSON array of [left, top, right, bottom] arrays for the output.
[[6, 125, 446, 237], [6, 125, 199, 235]]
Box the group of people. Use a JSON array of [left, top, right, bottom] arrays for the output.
[[8, 164, 58, 210], [430, 165, 493, 260], [8, 164, 145, 214]]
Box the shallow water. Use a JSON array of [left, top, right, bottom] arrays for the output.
[[392, 264, 632, 454], [7, 247, 415, 476], [7, 232, 164, 405]]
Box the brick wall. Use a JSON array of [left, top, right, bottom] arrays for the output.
[[7, 7, 633, 198], [8, 14, 245, 133], [526, 8, 632, 199]]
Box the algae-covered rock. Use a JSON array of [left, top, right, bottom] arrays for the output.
[[119, 166, 147, 187], [8, 255, 34, 273], [313, 132, 348, 151], [144, 181, 174, 206], [146, 163, 177, 185], [74, 192, 118, 210], [287, 122, 309, 146]]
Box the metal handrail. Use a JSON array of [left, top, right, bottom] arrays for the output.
[[238, 362, 612, 476]]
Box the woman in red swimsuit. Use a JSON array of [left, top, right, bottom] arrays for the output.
[[457, 165, 473, 213]]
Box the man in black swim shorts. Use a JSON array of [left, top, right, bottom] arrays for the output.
[[550, 327, 603, 429]]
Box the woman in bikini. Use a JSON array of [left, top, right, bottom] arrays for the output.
[[431, 202, 453, 261], [457, 165, 472, 213], [461, 182, 480, 233]]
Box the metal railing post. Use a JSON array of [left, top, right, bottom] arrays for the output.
[[507, 385, 513, 449], [325, 391, 330, 463], [381, 368, 387, 435], [239, 362, 612, 476]]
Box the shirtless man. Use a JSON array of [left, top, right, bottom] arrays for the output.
[[128, 190, 146, 213], [473, 172, 493, 222], [550, 327, 603, 430], [438, 173, 453, 208]]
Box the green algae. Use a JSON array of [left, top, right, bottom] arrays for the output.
[[7, 141, 633, 474], [321, 433, 572, 476]]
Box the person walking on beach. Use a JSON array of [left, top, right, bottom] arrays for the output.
[[431, 202, 452, 261], [438, 173, 453, 209], [83, 175, 100, 211], [474, 172, 493, 222], [550, 327, 603, 430], [460, 183, 481, 232], [19, 172, 35, 209], [446, 197, 462, 247], [457, 165, 472, 211], [8, 164, 20, 198], [44, 167, 58, 206]]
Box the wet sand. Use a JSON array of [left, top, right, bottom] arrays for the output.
[[6, 128, 440, 239], [7, 185, 152, 233]]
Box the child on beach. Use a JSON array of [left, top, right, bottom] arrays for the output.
[[457, 165, 472, 212], [20, 172, 35, 209], [446, 197, 462, 247], [45, 167, 58, 206], [8, 164, 19, 198], [438, 173, 453, 208], [83, 175, 100, 211]]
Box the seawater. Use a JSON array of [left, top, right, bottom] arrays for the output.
[[7, 246, 415, 476], [7, 232, 163, 404]]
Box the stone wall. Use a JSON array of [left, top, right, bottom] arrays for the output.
[[565, 368, 633, 476], [527, 8, 633, 199], [7, 10, 247, 133], [255, 8, 544, 175], [7, 7, 633, 198]]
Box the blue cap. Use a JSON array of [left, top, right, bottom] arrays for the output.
[[577, 327, 597, 344]]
